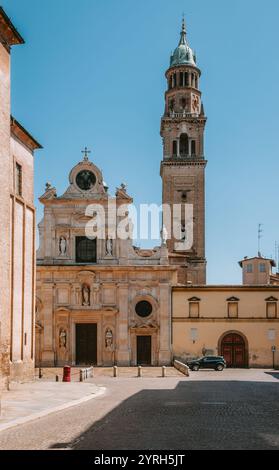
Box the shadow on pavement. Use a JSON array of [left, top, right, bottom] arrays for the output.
[[265, 371, 279, 380], [50, 380, 279, 451]]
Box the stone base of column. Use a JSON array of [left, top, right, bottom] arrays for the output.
[[116, 350, 131, 366], [41, 350, 55, 367], [9, 360, 35, 383], [158, 350, 172, 366]]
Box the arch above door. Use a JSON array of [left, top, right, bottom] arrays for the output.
[[218, 331, 249, 368]]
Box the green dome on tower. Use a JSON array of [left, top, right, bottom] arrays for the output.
[[170, 19, 196, 67]]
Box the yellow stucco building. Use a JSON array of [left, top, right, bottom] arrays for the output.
[[173, 271, 279, 368]]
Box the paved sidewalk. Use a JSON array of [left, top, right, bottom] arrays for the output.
[[0, 380, 105, 432]]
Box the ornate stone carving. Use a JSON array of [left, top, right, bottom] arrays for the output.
[[59, 328, 67, 348], [105, 328, 113, 350], [161, 225, 168, 245], [106, 238, 113, 256], [82, 284, 90, 306], [59, 236, 67, 256]]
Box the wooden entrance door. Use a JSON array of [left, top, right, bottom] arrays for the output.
[[137, 336, 152, 365], [221, 333, 247, 368], [76, 324, 97, 365]]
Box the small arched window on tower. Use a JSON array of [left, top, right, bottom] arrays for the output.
[[180, 133, 189, 156], [185, 72, 189, 86], [169, 98, 175, 112], [168, 77, 172, 90], [191, 73, 195, 87], [173, 73, 177, 88], [172, 141, 177, 157], [179, 72, 183, 87], [181, 97, 186, 110], [191, 140, 196, 156]]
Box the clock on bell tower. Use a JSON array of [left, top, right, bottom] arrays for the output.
[[160, 19, 207, 284]]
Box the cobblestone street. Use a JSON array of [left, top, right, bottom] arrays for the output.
[[0, 369, 278, 450]]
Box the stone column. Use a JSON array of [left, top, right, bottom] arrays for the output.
[[44, 208, 53, 260], [116, 283, 130, 365], [41, 283, 55, 366], [158, 282, 172, 365]]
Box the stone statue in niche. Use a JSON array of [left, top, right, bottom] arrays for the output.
[[160, 225, 168, 245], [105, 329, 113, 350], [106, 238, 113, 256], [82, 284, 90, 306], [59, 236, 67, 256], [59, 328, 67, 348]]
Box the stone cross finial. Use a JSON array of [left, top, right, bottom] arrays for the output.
[[81, 146, 91, 162]]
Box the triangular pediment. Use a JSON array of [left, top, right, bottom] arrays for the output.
[[265, 296, 278, 302]]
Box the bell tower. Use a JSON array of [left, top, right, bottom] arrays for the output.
[[160, 19, 207, 284]]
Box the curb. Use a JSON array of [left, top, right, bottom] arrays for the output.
[[0, 386, 106, 433]]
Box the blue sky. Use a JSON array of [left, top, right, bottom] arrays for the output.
[[3, 0, 279, 283]]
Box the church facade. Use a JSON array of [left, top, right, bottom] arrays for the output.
[[36, 156, 176, 366], [35, 20, 205, 368]]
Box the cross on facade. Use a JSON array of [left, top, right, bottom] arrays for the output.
[[81, 146, 91, 161]]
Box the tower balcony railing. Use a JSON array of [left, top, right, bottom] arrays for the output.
[[166, 111, 200, 119], [170, 154, 205, 160]]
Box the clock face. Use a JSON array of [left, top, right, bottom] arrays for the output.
[[76, 170, 96, 191]]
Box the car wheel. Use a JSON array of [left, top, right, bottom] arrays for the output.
[[216, 364, 224, 371], [192, 365, 200, 371]]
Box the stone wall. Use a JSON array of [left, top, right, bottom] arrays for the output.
[[0, 41, 11, 389]]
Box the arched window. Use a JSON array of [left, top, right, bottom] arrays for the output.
[[185, 72, 189, 86], [172, 141, 177, 156], [180, 134, 189, 156], [173, 73, 177, 87], [169, 98, 175, 111], [181, 97, 186, 109], [179, 72, 183, 87], [191, 140, 196, 156]]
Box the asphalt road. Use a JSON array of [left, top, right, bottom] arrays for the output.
[[0, 369, 278, 450]]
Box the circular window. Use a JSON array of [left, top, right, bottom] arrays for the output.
[[76, 170, 96, 191], [135, 300, 153, 318]]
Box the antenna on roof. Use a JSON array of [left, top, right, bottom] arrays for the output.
[[258, 223, 263, 257]]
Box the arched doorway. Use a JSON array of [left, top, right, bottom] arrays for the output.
[[219, 332, 248, 368]]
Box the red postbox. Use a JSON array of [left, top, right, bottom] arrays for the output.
[[63, 365, 71, 382]]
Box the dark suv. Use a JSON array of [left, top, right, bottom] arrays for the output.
[[187, 356, 226, 371]]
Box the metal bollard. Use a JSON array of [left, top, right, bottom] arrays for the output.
[[162, 366, 167, 378], [113, 366, 118, 378], [39, 368, 43, 379], [80, 370, 84, 382], [138, 366, 142, 378], [56, 375, 59, 382]]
